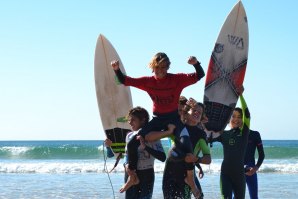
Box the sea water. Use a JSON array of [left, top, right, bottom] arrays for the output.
[[0, 140, 297, 198]]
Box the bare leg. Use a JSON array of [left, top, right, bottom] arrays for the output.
[[185, 170, 201, 198], [119, 172, 140, 193]]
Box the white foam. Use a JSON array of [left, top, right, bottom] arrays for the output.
[[0, 159, 297, 174], [0, 146, 32, 156]]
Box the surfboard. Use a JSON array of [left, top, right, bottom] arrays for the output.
[[203, 1, 249, 132], [94, 34, 133, 155]]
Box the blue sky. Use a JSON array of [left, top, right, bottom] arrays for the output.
[[0, 0, 297, 140]]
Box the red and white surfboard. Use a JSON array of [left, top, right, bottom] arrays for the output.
[[204, 1, 249, 131]]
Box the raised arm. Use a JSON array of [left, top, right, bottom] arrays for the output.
[[239, 94, 250, 135], [187, 56, 205, 80], [111, 60, 125, 84]]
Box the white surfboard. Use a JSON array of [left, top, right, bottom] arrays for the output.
[[94, 34, 133, 154], [204, 1, 249, 131]]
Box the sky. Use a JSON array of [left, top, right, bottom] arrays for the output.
[[0, 0, 297, 140]]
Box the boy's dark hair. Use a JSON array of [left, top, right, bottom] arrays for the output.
[[183, 102, 205, 117], [128, 106, 149, 124], [181, 100, 206, 124], [234, 107, 243, 118]]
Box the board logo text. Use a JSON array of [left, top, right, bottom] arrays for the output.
[[228, 35, 244, 49]]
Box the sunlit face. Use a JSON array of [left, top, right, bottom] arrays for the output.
[[186, 105, 203, 125], [229, 110, 243, 128], [128, 115, 144, 131], [153, 61, 169, 79]]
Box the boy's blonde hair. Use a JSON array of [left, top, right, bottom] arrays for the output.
[[148, 52, 171, 70]]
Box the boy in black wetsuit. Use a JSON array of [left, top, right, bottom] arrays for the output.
[[163, 98, 211, 199], [105, 106, 167, 198], [208, 95, 250, 199]]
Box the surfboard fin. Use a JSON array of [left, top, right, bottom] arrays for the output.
[[108, 152, 123, 173]]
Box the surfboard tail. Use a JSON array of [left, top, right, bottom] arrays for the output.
[[204, 101, 233, 132], [106, 128, 131, 154]]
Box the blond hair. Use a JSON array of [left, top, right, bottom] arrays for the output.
[[148, 52, 171, 70]]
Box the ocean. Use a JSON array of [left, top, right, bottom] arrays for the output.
[[0, 140, 297, 199]]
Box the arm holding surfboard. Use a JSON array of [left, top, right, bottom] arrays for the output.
[[206, 93, 250, 144], [104, 138, 115, 158], [111, 60, 125, 84], [205, 86, 246, 142], [188, 56, 205, 80]]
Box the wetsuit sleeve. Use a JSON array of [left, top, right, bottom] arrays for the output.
[[199, 139, 210, 155], [194, 139, 210, 170], [114, 68, 125, 84], [144, 141, 166, 162], [193, 62, 205, 80], [240, 94, 250, 136], [124, 155, 128, 165], [255, 132, 265, 168], [193, 138, 210, 155], [114, 68, 148, 90], [106, 147, 115, 158]]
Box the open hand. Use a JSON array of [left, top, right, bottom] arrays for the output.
[[104, 138, 112, 147]]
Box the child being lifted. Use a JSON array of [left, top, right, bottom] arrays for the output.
[[110, 52, 205, 192]]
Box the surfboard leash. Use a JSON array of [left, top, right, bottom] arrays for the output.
[[208, 147, 216, 197], [109, 153, 122, 173], [102, 146, 116, 199]]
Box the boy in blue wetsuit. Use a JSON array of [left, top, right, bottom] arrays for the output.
[[244, 129, 265, 199]]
